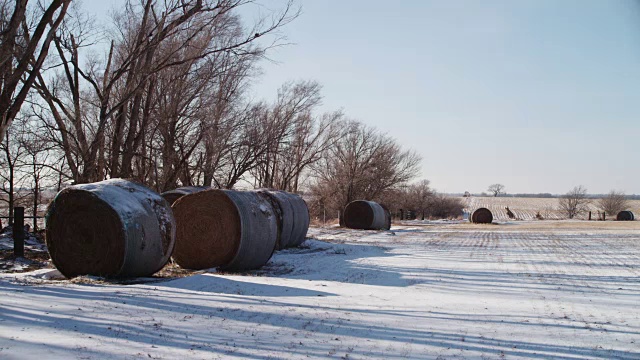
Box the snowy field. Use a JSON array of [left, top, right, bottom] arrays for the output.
[[1, 221, 640, 359], [463, 197, 640, 221]]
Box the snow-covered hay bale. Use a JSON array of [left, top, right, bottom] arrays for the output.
[[45, 179, 176, 278], [255, 189, 309, 249], [161, 186, 209, 206], [616, 210, 634, 221], [344, 200, 391, 230], [172, 189, 277, 271], [470, 207, 493, 224]]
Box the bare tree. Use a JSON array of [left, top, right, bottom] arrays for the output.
[[206, 103, 272, 189], [252, 80, 341, 192], [34, 0, 296, 185], [19, 117, 58, 231], [0, 121, 28, 224], [426, 194, 464, 219], [597, 190, 628, 217], [407, 180, 433, 220], [310, 121, 421, 223], [376, 186, 409, 219], [487, 183, 505, 197], [0, 0, 70, 138], [558, 185, 590, 219], [381, 183, 462, 220]]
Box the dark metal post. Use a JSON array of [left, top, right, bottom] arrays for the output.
[[13, 207, 25, 258], [588, 211, 591, 221]]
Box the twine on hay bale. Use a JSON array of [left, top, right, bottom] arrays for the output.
[[45, 179, 176, 278], [161, 186, 209, 206]]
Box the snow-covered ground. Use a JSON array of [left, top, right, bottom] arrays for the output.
[[463, 196, 640, 221], [0, 229, 48, 273], [1, 221, 639, 359]]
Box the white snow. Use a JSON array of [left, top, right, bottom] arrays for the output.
[[69, 179, 174, 232], [1, 221, 639, 359], [0, 232, 45, 253], [0, 230, 49, 273]]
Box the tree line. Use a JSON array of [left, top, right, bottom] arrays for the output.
[[1, 0, 430, 225], [558, 187, 631, 219]]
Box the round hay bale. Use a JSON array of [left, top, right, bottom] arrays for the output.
[[471, 208, 493, 224], [45, 179, 175, 278], [256, 189, 310, 249], [172, 189, 277, 271], [616, 210, 634, 221], [344, 200, 390, 230], [161, 186, 209, 206]]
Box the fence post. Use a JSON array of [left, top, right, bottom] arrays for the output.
[[13, 207, 25, 258]]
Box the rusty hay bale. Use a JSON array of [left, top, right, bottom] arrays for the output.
[[616, 210, 634, 221], [470, 207, 493, 224], [45, 179, 176, 278], [344, 200, 391, 230], [172, 189, 277, 271], [161, 186, 209, 206], [255, 189, 310, 249]]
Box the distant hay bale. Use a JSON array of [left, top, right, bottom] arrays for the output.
[[161, 186, 209, 206], [344, 200, 391, 230], [255, 189, 310, 249], [45, 179, 175, 278], [470, 208, 493, 224], [172, 189, 277, 271], [616, 210, 634, 221]]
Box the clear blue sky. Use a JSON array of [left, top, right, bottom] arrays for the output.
[[86, 0, 640, 194]]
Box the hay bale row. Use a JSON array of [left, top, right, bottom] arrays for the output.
[[45, 179, 175, 278], [470, 207, 493, 224], [343, 200, 391, 230], [616, 210, 635, 221], [163, 187, 309, 262], [46, 180, 310, 277]]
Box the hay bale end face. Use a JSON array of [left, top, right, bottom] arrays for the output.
[[616, 210, 634, 221], [470, 207, 493, 224], [45, 179, 176, 278], [161, 186, 209, 206], [172, 189, 277, 271], [344, 200, 391, 230], [256, 189, 310, 249]]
